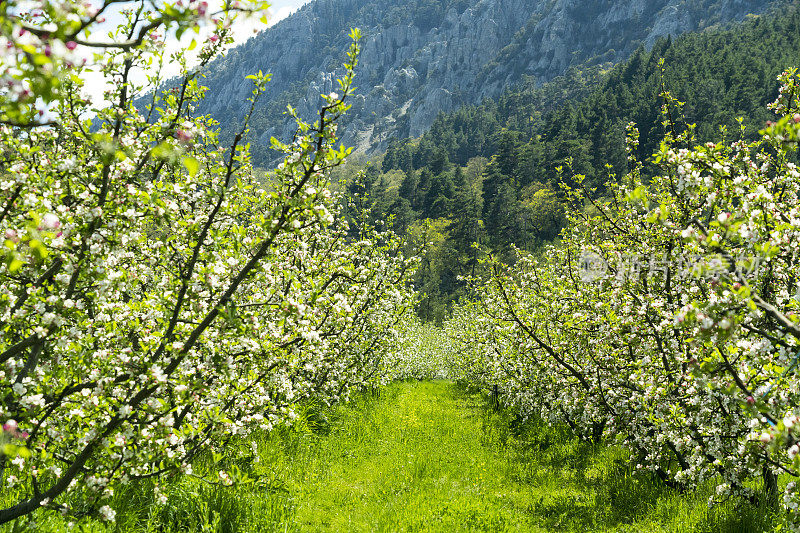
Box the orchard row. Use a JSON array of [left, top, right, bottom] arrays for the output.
[[446, 68, 800, 529], [0, 1, 420, 525]]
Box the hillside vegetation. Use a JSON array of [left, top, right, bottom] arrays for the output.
[[351, 6, 800, 320]]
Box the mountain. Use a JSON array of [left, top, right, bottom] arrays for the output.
[[196, 0, 778, 164], [382, 4, 800, 192], [346, 4, 800, 321]]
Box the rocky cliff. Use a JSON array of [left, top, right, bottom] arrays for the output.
[[196, 0, 777, 163]]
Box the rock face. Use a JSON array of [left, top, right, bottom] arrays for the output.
[[196, 0, 776, 161]]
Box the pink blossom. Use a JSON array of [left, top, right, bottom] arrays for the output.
[[42, 213, 60, 229]]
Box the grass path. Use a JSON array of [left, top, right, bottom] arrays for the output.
[[44, 380, 776, 532], [291, 380, 537, 531], [260, 381, 771, 532]]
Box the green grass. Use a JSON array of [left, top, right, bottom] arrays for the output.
[[2, 381, 783, 532]]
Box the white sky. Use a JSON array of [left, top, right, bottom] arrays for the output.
[[80, 0, 311, 106]]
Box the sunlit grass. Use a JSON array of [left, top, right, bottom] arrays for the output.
[[2, 381, 783, 532]]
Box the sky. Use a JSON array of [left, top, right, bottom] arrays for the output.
[[268, 0, 309, 25], [80, 0, 311, 105], [218, 0, 310, 44]]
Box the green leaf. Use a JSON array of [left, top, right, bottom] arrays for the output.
[[8, 256, 23, 273], [29, 240, 48, 261], [183, 156, 200, 177], [152, 142, 174, 160]]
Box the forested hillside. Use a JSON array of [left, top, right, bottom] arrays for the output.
[[353, 5, 800, 320]]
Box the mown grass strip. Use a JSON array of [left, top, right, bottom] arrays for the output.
[[10, 380, 779, 532]]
